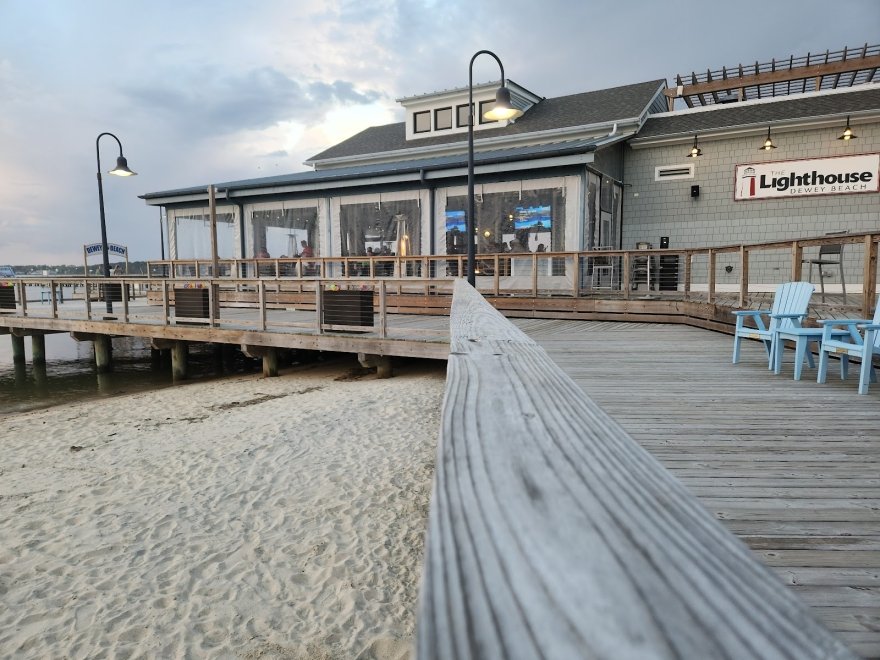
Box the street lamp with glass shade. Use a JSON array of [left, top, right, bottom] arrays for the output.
[[467, 50, 523, 286], [95, 132, 136, 313]]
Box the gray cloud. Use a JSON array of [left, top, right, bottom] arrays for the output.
[[122, 66, 384, 138]]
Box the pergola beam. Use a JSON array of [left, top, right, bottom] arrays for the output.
[[664, 53, 880, 102]]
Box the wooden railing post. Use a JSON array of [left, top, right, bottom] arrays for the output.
[[161, 280, 169, 325], [378, 280, 387, 339], [622, 252, 631, 299], [791, 241, 803, 281], [531, 253, 538, 296], [122, 279, 130, 323], [863, 234, 878, 318], [18, 280, 28, 317], [315, 283, 323, 334], [258, 280, 267, 331], [683, 251, 691, 301], [738, 245, 749, 307], [707, 249, 716, 304]]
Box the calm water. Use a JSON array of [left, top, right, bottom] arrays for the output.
[[0, 332, 263, 416]]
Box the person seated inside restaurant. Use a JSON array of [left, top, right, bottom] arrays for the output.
[[298, 240, 317, 275]]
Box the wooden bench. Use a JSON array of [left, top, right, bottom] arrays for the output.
[[417, 279, 855, 659]]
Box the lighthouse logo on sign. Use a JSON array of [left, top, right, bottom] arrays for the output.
[[739, 166, 757, 198]]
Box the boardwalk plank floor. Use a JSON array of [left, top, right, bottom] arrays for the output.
[[517, 319, 880, 658]]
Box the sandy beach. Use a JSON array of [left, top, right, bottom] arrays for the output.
[[0, 355, 446, 659]]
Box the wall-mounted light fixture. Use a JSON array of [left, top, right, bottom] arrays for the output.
[[687, 134, 702, 158], [838, 116, 857, 141], [759, 126, 776, 151]]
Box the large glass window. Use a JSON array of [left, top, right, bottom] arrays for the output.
[[248, 207, 318, 258], [478, 100, 498, 125], [339, 199, 421, 258], [173, 209, 235, 259], [445, 188, 565, 256]]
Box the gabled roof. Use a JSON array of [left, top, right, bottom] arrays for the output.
[[634, 85, 880, 142], [307, 79, 665, 164]]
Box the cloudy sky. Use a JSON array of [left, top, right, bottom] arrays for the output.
[[0, 0, 876, 265]]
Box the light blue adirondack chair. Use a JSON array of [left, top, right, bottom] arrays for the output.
[[732, 282, 814, 368], [817, 296, 880, 395]]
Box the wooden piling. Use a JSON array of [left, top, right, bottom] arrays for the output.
[[94, 335, 112, 373], [171, 341, 188, 381], [262, 347, 278, 377], [31, 334, 46, 365], [11, 334, 25, 363]]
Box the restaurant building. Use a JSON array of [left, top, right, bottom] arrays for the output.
[[142, 45, 879, 289]]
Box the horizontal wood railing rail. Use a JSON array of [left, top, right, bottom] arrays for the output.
[[0, 276, 453, 341], [145, 230, 879, 316], [417, 279, 855, 659]]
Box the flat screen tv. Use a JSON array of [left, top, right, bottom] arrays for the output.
[[514, 205, 551, 231], [445, 210, 466, 233]]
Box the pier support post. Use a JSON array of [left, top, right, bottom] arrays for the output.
[[358, 353, 393, 379], [94, 335, 113, 373], [171, 341, 189, 381], [11, 334, 25, 363], [31, 334, 46, 365], [240, 344, 278, 377], [262, 347, 278, 378]]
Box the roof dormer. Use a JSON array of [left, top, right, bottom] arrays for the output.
[[397, 80, 542, 141]]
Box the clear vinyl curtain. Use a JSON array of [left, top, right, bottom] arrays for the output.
[[248, 208, 319, 258], [339, 200, 421, 257], [444, 188, 566, 255], [172, 210, 235, 259]]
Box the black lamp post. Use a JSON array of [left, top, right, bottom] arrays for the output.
[[466, 50, 523, 286], [95, 132, 136, 313]]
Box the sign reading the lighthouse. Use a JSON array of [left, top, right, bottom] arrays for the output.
[[735, 154, 879, 201]]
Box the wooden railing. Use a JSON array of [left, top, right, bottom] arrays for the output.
[[146, 230, 880, 317], [417, 279, 855, 659], [0, 276, 451, 343]]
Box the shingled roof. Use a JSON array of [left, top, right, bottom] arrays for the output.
[[307, 79, 666, 163], [635, 85, 880, 140]]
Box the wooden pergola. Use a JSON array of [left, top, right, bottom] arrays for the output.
[[665, 43, 880, 110]]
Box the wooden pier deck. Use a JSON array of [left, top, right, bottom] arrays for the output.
[[516, 319, 880, 658]]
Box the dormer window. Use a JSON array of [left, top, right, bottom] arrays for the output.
[[414, 111, 431, 134], [398, 80, 540, 141], [479, 100, 499, 125], [434, 107, 453, 131]]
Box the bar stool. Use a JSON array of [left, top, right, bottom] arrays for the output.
[[630, 242, 654, 291], [805, 242, 846, 303], [590, 247, 616, 289]]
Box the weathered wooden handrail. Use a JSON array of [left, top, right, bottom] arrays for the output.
[[417, 279, 854, 659], [145, 231, 880, 316]]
